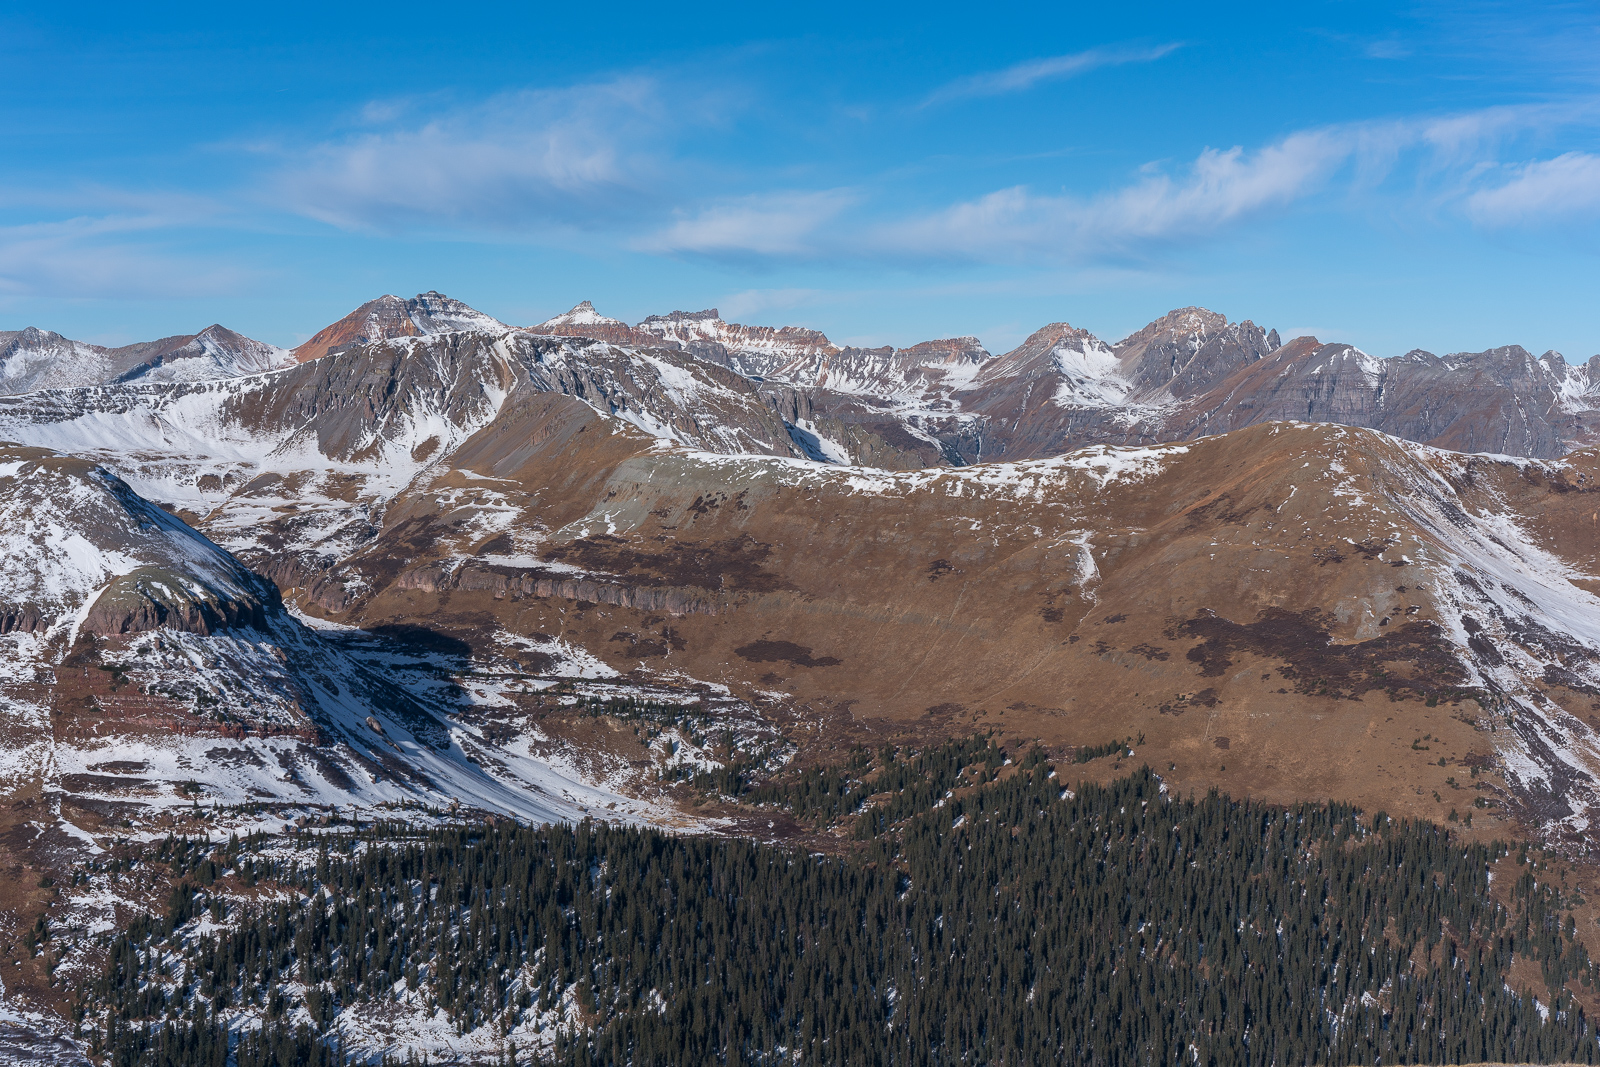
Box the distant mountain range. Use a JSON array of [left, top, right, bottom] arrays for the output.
[[14, 292, 1594, 460]]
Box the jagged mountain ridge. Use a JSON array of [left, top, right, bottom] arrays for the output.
[[520, 297, 1600, 461], [14, 291, 1600, 461], [7, 324, 1600, 838]]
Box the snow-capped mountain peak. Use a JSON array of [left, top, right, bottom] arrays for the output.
[[0, 323, 294, 395], [537, 300, 627, 328], [293, 291, 508, 363], [111, 324, 293, 384]]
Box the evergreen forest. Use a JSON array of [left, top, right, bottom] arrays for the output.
[[83, 740, 1600, 1066]]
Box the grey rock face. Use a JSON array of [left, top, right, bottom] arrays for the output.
[[1112, 307, 1280, 399], [232, 331, 807, 463], [1177, 340, 1600, 459], [794, 311, 1600, 465]]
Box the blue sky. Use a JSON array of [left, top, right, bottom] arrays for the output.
[[2, 0, 1598, 357]]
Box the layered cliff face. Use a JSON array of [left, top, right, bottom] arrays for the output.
[[526, 303, 841, 377], [632, 309, 839, 378], [1178, 341, 1600, 457]]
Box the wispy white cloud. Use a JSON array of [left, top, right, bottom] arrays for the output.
[[0, 211, 253, 301], [4, 78, 1595, 308], [922, 44, 1184, 107], [273, 79, 674, 232], [645, 105, 1584, 265], [636, 190, 857, 257], [655, 126, 1359, 263], [878, 110, 1566, 261], [948, 129, 1346, 251], [1365, 38, 1413, 60], [1465, 152, 1600, 225]]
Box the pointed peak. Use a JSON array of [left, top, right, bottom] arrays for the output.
[[1113, 307, 1229, 349], [293, 292, 505, 363], [1395, 348, 1439, 364], [537, 301, 627, 329], [1016, 322, 1103, 351], [1275, 336, 1324, 356]]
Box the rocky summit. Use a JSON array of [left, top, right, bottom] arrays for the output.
[[5, 290, 1600, 1060]]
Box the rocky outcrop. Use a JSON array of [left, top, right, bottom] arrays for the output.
[[0, 605, 47, 634], [1112, 307, 1279, 399], [395, 562, 725, 616], [81, 566, 273, 636]]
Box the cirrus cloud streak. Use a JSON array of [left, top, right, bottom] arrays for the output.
[[921, 43, 1185, 107], [643, 105, 1599, 266], [272, 78, 676, 233], [1466, 152, 1600, 226]]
